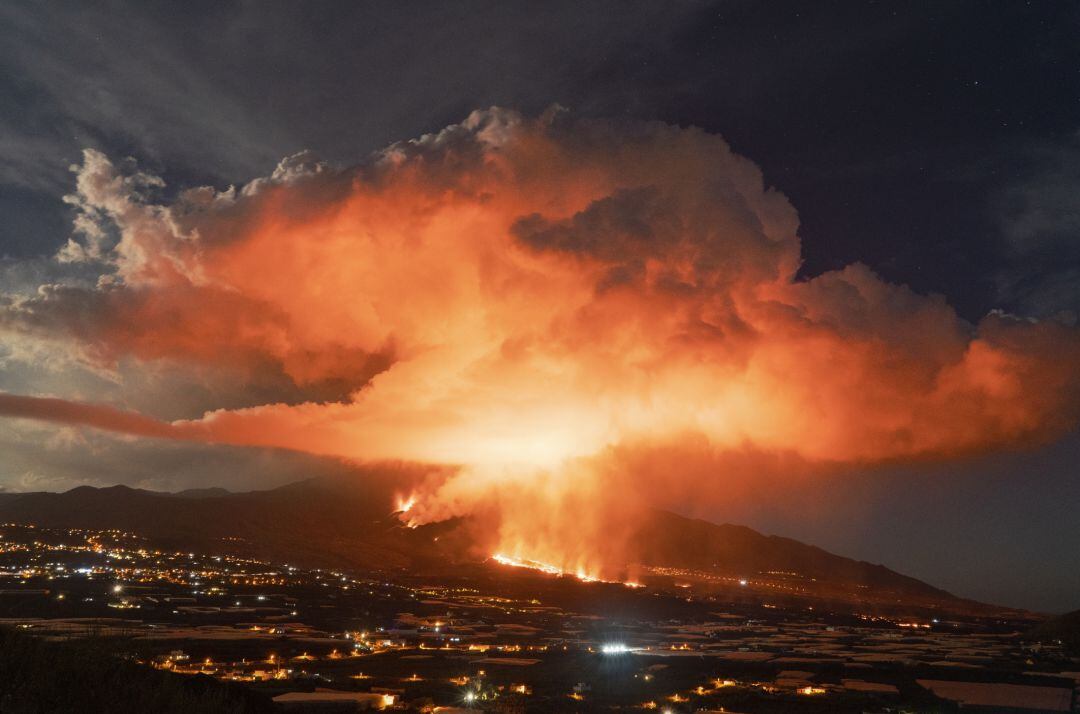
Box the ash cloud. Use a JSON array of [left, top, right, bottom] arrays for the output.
[[1, 108, 1078, 576]]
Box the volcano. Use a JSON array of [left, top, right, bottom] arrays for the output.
[[0, 476, 1019, 618]]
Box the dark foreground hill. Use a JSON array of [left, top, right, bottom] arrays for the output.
[[0, 626, 272, 714], [0, 476, 1010, 616], [1027, 609, 1080, 655]]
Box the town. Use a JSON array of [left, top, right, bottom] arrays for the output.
[[0, 523, 1076, 712]]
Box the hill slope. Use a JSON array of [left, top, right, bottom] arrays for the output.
[[633, 509, 954, 600], [0, 477, 994, 614], [1027, 609, 1080, 655]]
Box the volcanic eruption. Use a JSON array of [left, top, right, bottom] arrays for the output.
[[1, 108, 1078, 580]]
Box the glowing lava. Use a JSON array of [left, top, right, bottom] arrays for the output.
[[490, 553, 644, 588], [490, 553, 566, 577], [393, 494, 421, 528]]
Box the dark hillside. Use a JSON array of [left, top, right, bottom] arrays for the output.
[[0, 626, 272, 714]]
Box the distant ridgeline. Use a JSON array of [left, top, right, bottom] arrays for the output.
[[0, 626, 272, 714], [0, 478, 1032, 617]]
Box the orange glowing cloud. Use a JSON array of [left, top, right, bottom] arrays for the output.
[[2, 108, 1078, 577]]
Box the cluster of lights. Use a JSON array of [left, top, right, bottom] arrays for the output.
[[600, 643, 634, 655]]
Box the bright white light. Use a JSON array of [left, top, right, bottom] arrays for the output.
[[601, 643, 630, 654], [464, 691, 476, 703], [112, 584, 123, 593], [738, 578, 748, 586]]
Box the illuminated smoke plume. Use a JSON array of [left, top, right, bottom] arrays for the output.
[[2, 108, 1079, 577]]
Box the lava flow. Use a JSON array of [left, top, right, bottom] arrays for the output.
[[490, 553, 644, 588]]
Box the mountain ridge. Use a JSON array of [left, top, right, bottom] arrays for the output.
[[0, 477, 1015, 617]]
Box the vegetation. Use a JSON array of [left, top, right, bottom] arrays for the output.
[[0, 626, 273, 714]]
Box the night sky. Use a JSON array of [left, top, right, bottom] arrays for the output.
[[1, 1, 1078, 612]]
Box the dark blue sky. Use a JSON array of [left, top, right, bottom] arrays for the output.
[[1, 1, 1078, 611]]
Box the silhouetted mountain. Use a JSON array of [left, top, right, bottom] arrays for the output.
[[1027, 609, 1080, 655], [632, 510, 955, 602], [168, 487, 232, 498], [0, 475, 432, 571], [0, 477, 1005, 615]]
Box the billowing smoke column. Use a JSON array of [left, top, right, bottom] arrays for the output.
[[2, 108, 1079, 578]]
